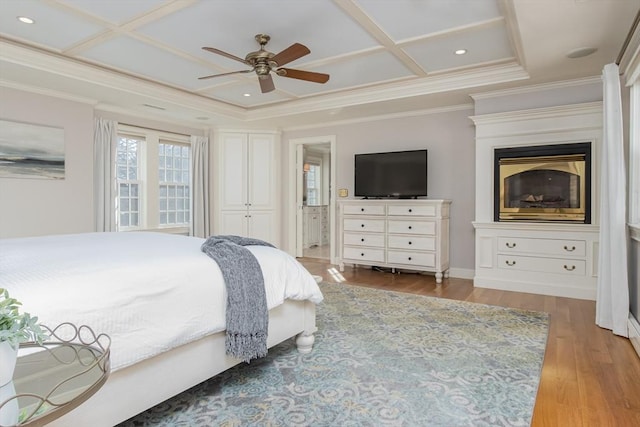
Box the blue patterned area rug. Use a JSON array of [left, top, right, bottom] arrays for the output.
[[119, 283, 549, 427]]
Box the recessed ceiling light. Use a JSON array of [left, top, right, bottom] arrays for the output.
[[17, 16, 35, 24], [455, 49, 467, 55], [243, 93, 251, 97], [566, 47, 597, 59]]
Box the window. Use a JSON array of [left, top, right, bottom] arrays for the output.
[[116, 125, 190, 232], [116, 136, 141, 228]]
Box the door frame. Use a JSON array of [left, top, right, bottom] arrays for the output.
[[287, 135, 336, 263]]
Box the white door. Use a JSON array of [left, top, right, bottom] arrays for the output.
[[295, 144, 304, 256]]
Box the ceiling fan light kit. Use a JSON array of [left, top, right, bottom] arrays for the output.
[[199, 34, 330, 93]]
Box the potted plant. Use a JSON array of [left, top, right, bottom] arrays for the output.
[[0, 288, 48, 386]]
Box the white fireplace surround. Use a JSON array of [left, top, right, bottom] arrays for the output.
[[471, 102, 602, 300]]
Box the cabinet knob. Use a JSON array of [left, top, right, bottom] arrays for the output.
[[361, 253, 365, 257], [361, 224, 365, 228], [408, 241, 412, 245], [361, 238, 365, 242], [506, 242, 516, 248], [408, 257, 412, 261], [564, 265, 576, 271], [505, 260, 516, 266], [408, 226, 412, 230], [408, 209, 412, 213], [361, 208, 365, 212], [564, 245, 576, 252]]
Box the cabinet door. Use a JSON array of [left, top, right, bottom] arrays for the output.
[[247, 134, 275, 210], [220, 133, 248, 210], [219, 210, 248, 236], [247, 211, 277, 246]]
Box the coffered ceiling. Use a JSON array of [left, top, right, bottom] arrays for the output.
[[0, 0, 638, 129]]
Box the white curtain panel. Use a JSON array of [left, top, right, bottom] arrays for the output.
[[596, 63, 630, 337], [94, 118, 118, 232], [190, 135, 210, 238]]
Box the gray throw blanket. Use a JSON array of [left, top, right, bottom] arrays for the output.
[[201, 235, 274, 363]]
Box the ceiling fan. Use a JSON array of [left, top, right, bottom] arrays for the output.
[[199, 34, 330, 93]]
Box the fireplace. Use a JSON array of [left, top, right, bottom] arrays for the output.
[[494, 142, 591, 223]]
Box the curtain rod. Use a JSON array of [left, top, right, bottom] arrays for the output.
[[616, 10, 640, 65]]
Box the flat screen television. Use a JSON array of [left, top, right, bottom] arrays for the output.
[[354, 149, 428, 198]]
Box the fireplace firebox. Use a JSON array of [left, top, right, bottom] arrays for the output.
[[494, 142, 591, 223]]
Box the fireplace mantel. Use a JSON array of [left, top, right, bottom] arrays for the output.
[[471, 102, 602, 300]]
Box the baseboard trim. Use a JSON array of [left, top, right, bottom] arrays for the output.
[[629, 315, 640, 359], [448, 267, 475, 280], [473, 277, 596, 300]]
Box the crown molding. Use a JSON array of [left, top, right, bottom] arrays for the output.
[[282, 103, 473, 132], [469, 76, 601, 100], [246, 62, 529, 122], [469, 101, 603, 125], [0, 79, 99, 105], [0, 39, 247, 120], [1, 38, 527, 126]]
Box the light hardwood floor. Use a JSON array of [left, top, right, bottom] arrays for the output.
[[299, 258, 640, 427]]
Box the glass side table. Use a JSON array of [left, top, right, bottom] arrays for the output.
[[0, 323, 110, 427]]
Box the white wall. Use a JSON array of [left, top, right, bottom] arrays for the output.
[[0, 88, 94, 238], [283, 107, 477, 272]]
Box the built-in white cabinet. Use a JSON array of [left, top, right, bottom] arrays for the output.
[[216, 132, 279, 246], [474, 223, 599, 299], [303, 205, 328, 248], [337, 199, 451, 283]]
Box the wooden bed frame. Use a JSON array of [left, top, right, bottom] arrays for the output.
[[49, 300, 317, 427]]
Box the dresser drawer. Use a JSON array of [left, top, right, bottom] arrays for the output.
[[343, 218, 385, 233], [388, 205, 437, 217], [387, 250, 435, 268], [343, 204, 385, 215], [343, 247, 385, 263], [497, 254, 586, 275], [343, 232, 385, 248], [497, 237, 586, 257], [388, 235, 435, 251], [388, 220, 435, 235]]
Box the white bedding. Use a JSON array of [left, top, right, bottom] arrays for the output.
[[0, 232, 323, 371]]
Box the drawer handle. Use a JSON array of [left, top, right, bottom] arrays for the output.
[[564, 265, 576, 271], [408, 226, 412, 230], [408, 241, 412, 245], [408, 209, 412, 213], [505, 260, 516, 266], [361, 224, 365, 228], [564, 245, 576, 252], [506, 242, 516, 248], [361, 253, 365, 257], [361, 238, 365, 242], [408, 257, 412, 261], [361, 208, 365, 212]]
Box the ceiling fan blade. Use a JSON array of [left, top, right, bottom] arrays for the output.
[[198, 69, 253, 80], [277, 68, 330, 84], [270, 43, 310, 67], [259, 74, 275, 93], [202, 47, 250, 65]]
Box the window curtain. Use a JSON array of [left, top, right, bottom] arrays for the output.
[[190, 135, 210, 237], [94, 118, 118, 232], [596, 63, 630, 337]]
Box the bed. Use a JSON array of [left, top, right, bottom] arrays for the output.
[[0, 232, 324, 426]]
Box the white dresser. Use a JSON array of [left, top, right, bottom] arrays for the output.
[[337, 199, 451, 283]]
